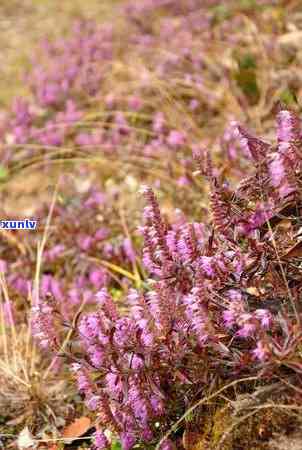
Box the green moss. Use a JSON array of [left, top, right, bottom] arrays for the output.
[[211, 406, 233, 450], [185, 389, 302, 450], [280, 88, 298, 106], [211, 5, 232, 24], [234, 53, 260, 104], [238, 0, 258, 11], [111, 442, 122, 450]]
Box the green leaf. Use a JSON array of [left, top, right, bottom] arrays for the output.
[[110, 287, 123, 301], [235, 69, 259, 104], [185, 411, 194, 422], [280, 88, 297, 106], [0, 165, 8, 181], [212, 5, 231, 23], [235, 54, 259, 104], [239, 0, 258, 10], [238, 54, 257, 70], [111, 441, 122, 450]]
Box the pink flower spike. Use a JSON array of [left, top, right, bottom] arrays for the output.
[[252, 341, 270, 362], [277, 109, 301, 143], [93, 430, 110, 449], [166, 130, 186, 148]]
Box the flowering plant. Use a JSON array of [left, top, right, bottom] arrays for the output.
[[31, 107, 302, 449]]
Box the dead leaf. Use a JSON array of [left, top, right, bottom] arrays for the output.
[[282, 241, 302, 260], [62, 416, 91, 443], [17, 427, 36, 449], [245, 287, 261, 297], [0, 229, 27, 255], [276, 219, 292, 231], [278, 31, 302, 48], [7, 413, 27, 426]]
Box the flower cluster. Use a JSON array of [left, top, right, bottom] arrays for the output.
[[31, 108, 302, 449], [0, 175, 142, 332]]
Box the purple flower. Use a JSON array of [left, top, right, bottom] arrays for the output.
[[94, 227, 109, 240], [123, 238, 136, 263], [177, 176, 190, 186], [150, 395, 164, 416], [96, 289, 119, 320], [113, 318, 135, 347], [255, 309, 272, 329], [120, 432, 136, 450], [68, 288, 80, 305], [159, 439, 176, 450], [10, 275, 30, 296], [223, 294, 246, 329], [128, 96, 142, 110], [3, 298, 15, 327], [11, 97, 32, 126], [71, 363, 92, 394], [184, 291, 212, 345], [252, 341, 270, 362], [88, 344, 105, 368], [147, 290, 170, 332], [105, 93, 116, 108], [166, 130, 186, 148], [269, 153, 285, 187], [197, 256, 215, 277], [223, 309, 236, 328], [56, 99, 83, 124], [235, 125, 269, 161], [189, 98, 199, 110], [86, 394, 101, 411], [85, 192, 107, 208], [89, 268, 107, 289], [240, 202, 274, 236], [142, 427, 153, 441], [153, 111, 165, 134], [40, 83, 61, 106], [79, 313, 100, 340], [0, 259, 7, 274], [277, 110, 301, 143], [115, 112, 130, 135], [45, 244, 65, 262], [31, 301, 58, 350], [12, 126, 30, 144], [128, 381, 149, 425], [228, 289, 242, 301], [50, 277, 64, 302], [40, 274, 52, 297], [77, 234, 93, 251], [128, 353, 144, 370], [93, 430, 110, 449], [76, 132, 94, 147], [237, 314, 257, 338], [106, 372, 122, 397]]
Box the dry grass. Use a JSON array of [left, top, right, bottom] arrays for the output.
[[0, 284, 73, 437], [0, 185, 77, 447]]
